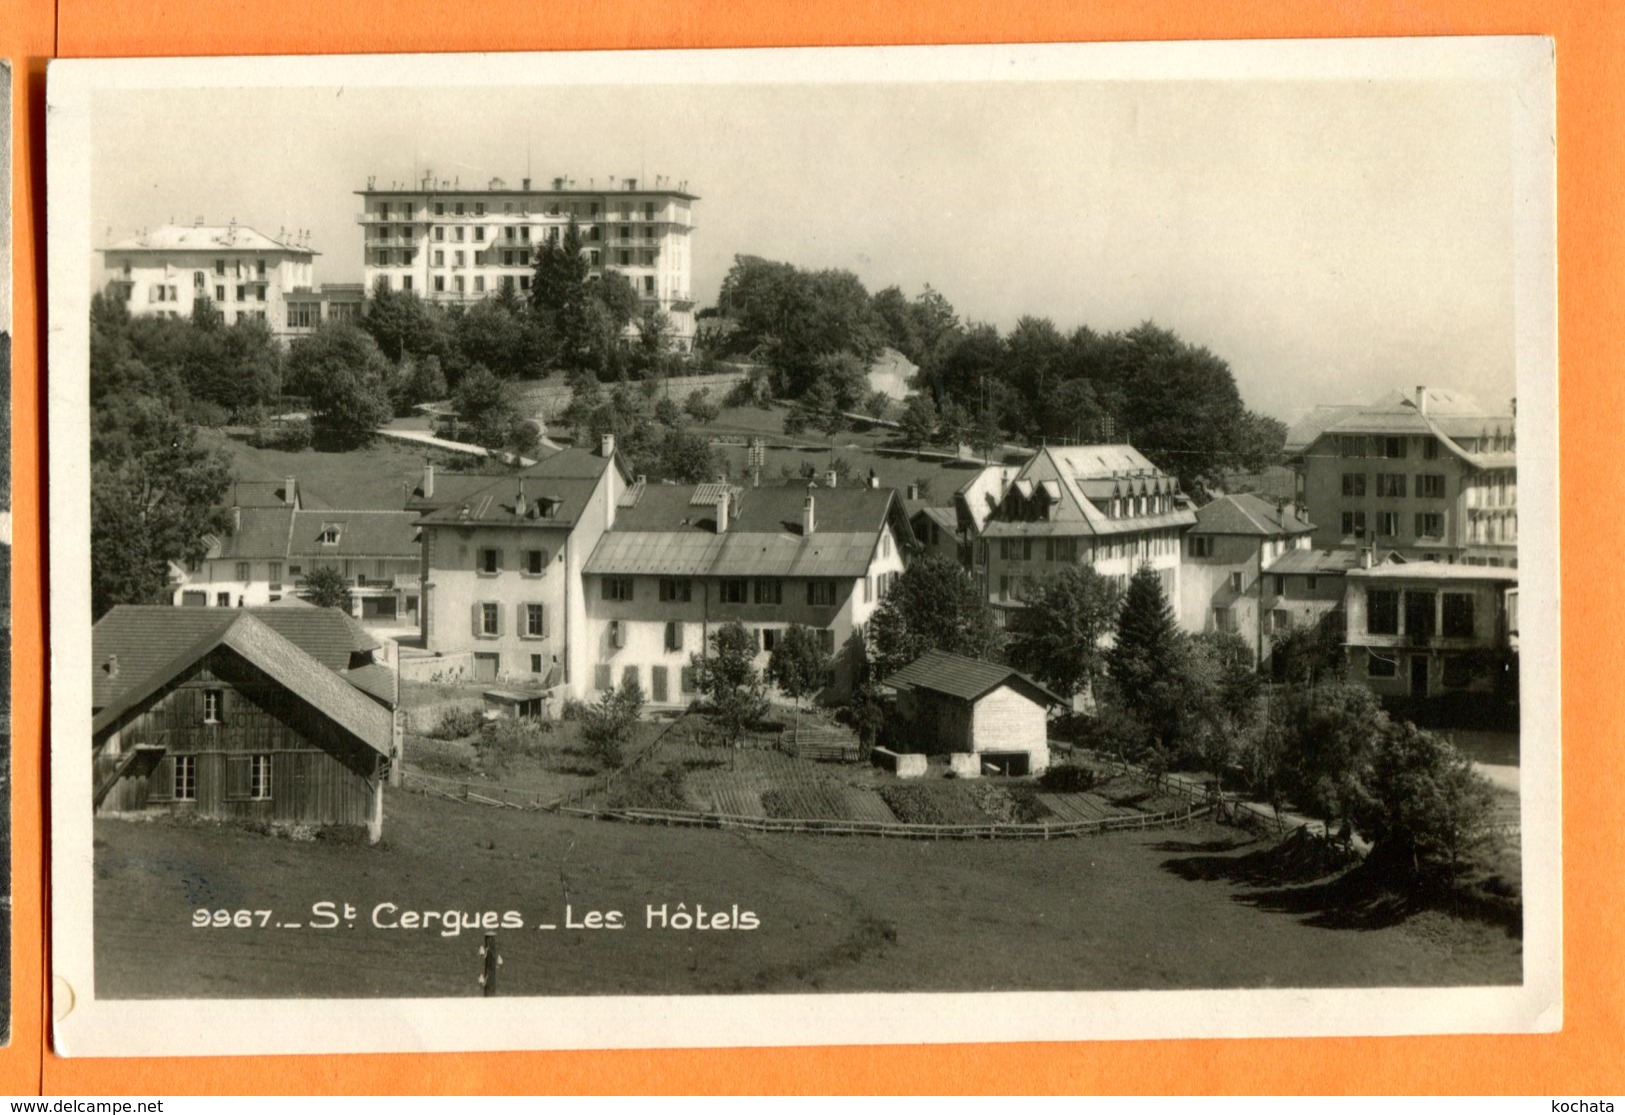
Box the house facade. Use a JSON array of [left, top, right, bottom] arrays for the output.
[[979, 445, 1195, 624], [92, 608, 396, 840], [580, 482, 911, 709], [1341, 561, 1519, 700], [416, 441, 630, 688], [1290, 386, 1517, 566], [172, 507, 422, 634], [356, 173, 699, 347], [1178, 492, 1315, 662], [100, 223, 318, 334], [882, 650, 1060, 777]]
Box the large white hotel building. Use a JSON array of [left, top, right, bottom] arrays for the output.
[[355, 173, 700, 348]]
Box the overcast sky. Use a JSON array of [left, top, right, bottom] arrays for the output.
[[90, 73, 1521, 422]]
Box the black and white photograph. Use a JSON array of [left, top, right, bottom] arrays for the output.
[[47, 40, 1557, 1056], [0, 59, 13, 1049]]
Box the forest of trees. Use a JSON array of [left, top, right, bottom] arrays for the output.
[[707, 255, 1287, 490]]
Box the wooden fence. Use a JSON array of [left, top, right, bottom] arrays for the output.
[[555, 801, 1211, 841]]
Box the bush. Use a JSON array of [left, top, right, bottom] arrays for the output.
[[604, 765, 689, 811], [1038, 763, 1098, 793], [474, 716, 550, 777], [684, 388, 722, 424], [560, 698, 587, 721], [653, 396, 684, 428], [430, 705, 486, 741], [248, 417, 314, 451]]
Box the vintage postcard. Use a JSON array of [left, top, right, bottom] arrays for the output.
[[47, 40, 1558, 1057], [1, 59, 12, 1049]]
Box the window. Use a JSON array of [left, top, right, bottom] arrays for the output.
[[403, 276, 413, 291], [249, 755, 272, 800], [174, 755, 196, 801], [256, 259, 266, 278], [433, 226, 445, 241], [474, 276, 485, 293], [434, 276, 445, 292], [1306, 575, 1318, 591], [665, 622, 684, 652], [1374, 511, 1399, 537], [454, 251, 465, 266], [455, 276, 465, 294], [215, 592, 231, 608], [203, 689, 224, 723], [1379, 436, 1408, 459], [194, 271, 206, 289], [1367, 589, 1400, 635], [1367, 653, 1398, 678], [817, 629, 836, 655], [236, 284, 247, 301], [1341, 511, 1367, 537], [1419, 474, 1446, 499], [525, 604, 547, 638], [524, 549, 548, 575], [454, 227, 466, 242], [594, 664, 613, 691], [214, 259, 226, 276], [216, 284, 226, 302], [478, 548, 501, 574], [1442, 593, 1475, 638], [1376, 473, 1406, 498], [588, 250, 601, 266], [229, 561, 249, 582], [1341, 473, 1367, 497], [1189, 536, 1213, 558], [807, 581, 837, 606], [1337, 435, 1367, 458], [475, 202, 486, 216], [1213, 607, 1234, 633], [454, 202, 466, 216], [602, 576, 634, 602], [1228, 571, 1244, 593], [531, 654, 545, 674], [1422, 438, 1440, 460], [760, 628, 778, 653], [433, 250, 444, 266], [753, 579, 783, 605], [267, 562, 282, 587], [658, 578, 692, 602], [1273, 575, 1285, 595], [1415, 512, 1444, 538], [477, 602, 500, 637], [719, 579, 747, 604], [1404, 591, 1436, 638]]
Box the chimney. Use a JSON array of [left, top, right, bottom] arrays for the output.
[[231, 506, 241, 534], [1415, 385, 1428, 415], [284, 476, 297, 507], [825, 469, 838, 488], [803, 494, 816, 536], [600, 433, 616, 458], [715, 490, 730, 534], [422, 462, 435, 499], [907, 483, 921, 500], [107, 654, 119, 679], [516, 477, 526, 515], [1360, 545, 1373, 570], [868, 469, 879, 489]]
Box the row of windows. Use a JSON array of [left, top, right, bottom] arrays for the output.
[[1339, 511, 1447, 539], [604, 576, 841, 607], [374, 200, 663, 221], [473, 602, 550, 639], [594, 662, 695, 701], [475, 547, 552, 575], [1364, 652, 1481, 688], [212, 558, 413, 583], [996, 531, 1179, 564], [1364, 589, 1477, 638], [1336, 435, 1441, 460], [1341, 473, 1448, 499], [210, 258, 268, 279], [161, 754, 271, 802]]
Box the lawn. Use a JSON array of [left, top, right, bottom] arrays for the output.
[[93, 790, 1521, 999]]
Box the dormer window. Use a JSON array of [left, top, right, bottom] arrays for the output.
[[319, 523, 341, 545]]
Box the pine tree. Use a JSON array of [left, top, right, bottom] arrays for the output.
[[1105, 564, 1190, 746]]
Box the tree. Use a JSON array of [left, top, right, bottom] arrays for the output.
[[653, 428, 722, 484], [1105, 565, 1192, 749], [767, 624, 832, 742], [303, 565, 351, 611], [682, 387, 721, 425], [580, 675, 643, 769], [454, 298, 531, 381], [1270, 608, 1346, 685], [897, 394, 937, 452], [90, 400, 231, 619], [362, 282, 447, 366], [1273, 680, 1386, 832], [390, 354, 449, 417], [1005, 564, 1120, 704], [715, 256, 882, 397], [1353, 720, 1496, 880], [692, 621, 770, 749], [530, 220, 592, 372], [1185, 629, 1266, 788], [635, 306, 674, 378], [448, 364, 532, 459], [284, 322, 394, 448], [1232, 409, 1289, 474], [868, 554, 1001, 680]]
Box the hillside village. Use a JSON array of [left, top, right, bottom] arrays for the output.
[[86, 173, 1522, 997]]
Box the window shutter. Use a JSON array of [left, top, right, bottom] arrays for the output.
[[472, 602, 481, 636], [538, 604, 548, 638], [149, 757, 176, 802], [680, 666, 696, 693], [225, 755, 252, 801], [516, 603, 527, 637]]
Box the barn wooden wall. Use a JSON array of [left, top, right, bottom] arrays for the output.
[[94, 647, 379, 827]]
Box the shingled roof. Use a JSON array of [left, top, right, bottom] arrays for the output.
[[882, 649, 1061, 707], [1191, 493, 1315, 537], [415, 447, 624, 528], [91, 612, 392, 755], [93, 605, 382, 711], [105, 224, 315, 255]]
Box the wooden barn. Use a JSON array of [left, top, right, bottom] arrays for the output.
[[92, 607, 396, 841], [883, 650, 1061, 777]]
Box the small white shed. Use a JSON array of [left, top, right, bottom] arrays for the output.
[[882, 650, 1060, 777]]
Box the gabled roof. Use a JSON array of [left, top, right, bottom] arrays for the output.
[[981, 444, 1196, 539], [1192, 493, 1315, 537], [104, 224, 316, 256], [585, 484, 906, 579], [953, 465, 1017, 534], [416, 447, 624, 528], [1290, 388, 1515, 470], [92, 612, 392, 755], [882, 649, 1062, 707], [228, 479, 299, 509], [1264, 548, 1366, 576], [287, 511, 420, 557], [93, 605, 381, 710]]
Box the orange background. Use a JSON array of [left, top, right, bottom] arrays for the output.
[[3, 0, 1622, 1095]]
